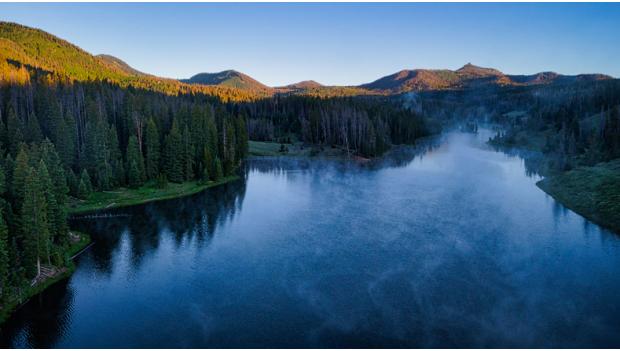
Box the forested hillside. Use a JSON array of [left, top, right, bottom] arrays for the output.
[[0, 56, 248, 311], [0, 22, 264, 102]]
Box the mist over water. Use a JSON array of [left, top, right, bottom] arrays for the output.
[[2, 130, 620, 348]]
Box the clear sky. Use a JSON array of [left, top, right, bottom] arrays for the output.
[[1, 3, 619, 86]]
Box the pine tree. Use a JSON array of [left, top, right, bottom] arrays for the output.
[[6, 105, 24, 156], [214, 157, 223, 181], [12, 145, 30, 207], [40, 140, 68, 243], [145, 118, 160, 180], [107, 125, 123, 186], [126, 135, 145, 186], [203, 146, 214, 181], [201, 147, 211, 183], [224, 120, 236, 175], [25, 114, 43, 144], [85, 118, 111, 189], [67, 169, 79, 197], [206, 117, 219, 180], [182, 125, 194, 180], [0, 163, 6, 196], [54, 117, 74, 168], [0, 213, 8, 301], [235, 115, 249, 162], [36, 161, 54, 265], [164, 119, 184, 183], [22, 167, 50, 278], [78, 170, 93, 199], [128, 161, 141, 189]]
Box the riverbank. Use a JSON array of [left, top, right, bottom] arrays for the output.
[[249, 140, 352, 158], [68, 176, 239, 214], [0, 231, 91, 325], [537, 159, 620, 233], [489, 129, 620, 234]]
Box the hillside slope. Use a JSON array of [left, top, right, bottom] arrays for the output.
[[182, 70, 273, 93], [97, 54, 149, 76], [0, 21, 265, 101], [359, 63, 613, 94]]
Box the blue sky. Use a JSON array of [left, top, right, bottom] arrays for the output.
[[1, 3, 619, 86]]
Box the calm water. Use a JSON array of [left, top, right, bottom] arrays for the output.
[[2, 130, 620, 348]]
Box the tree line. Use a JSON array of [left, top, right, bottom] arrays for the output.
[[240, 95, 435, 157], [0, 65, 248, 303], [486, 80, 620, 171]]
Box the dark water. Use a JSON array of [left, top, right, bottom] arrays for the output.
[[2, 130, 620, 348]]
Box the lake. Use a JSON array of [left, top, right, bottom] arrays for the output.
[[2, 130, 620, 348]]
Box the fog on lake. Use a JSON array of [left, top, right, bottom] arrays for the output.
[[2, 130, 620, 348]]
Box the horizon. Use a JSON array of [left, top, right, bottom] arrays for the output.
[[0, 3, 619, 86]]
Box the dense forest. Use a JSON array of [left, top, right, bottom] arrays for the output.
[[484, 80, 620, 172], [0, 63, 248, 306], [241, 95, 434, 157], [0, 35, 434, 310]]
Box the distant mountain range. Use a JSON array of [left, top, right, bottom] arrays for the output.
[[0, 21, 615, 99], [182, 63, 613, 95], [358, 63, 612, 94]]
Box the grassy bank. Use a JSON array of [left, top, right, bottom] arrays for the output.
[[68, 176, 239, 214], [0, 231, 91, 325], [537, 159, 620, 233], [249, 140, 368, 159]]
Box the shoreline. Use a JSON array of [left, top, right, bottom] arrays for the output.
[[68, 175, 240, 215], [2, 176, 242, 325], [0, 232, 92, 326], [536, 160, 620, 234], [490, 136, 620, 235]]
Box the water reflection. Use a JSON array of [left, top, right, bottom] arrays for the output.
[[71, 180, 248, 276], [3, 130, 620, 348], [0, 280, 73, 348], [1, 180, 247, 348]]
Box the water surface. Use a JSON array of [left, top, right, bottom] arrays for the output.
[[2, 131, 620, 348]]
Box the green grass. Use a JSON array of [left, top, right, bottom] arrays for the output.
[[68, 176, 239, 214], [249, 140, 287, 156], [537, 159, 620, 233], [249, 140, 353, 158], [0, 232, 91, 325]]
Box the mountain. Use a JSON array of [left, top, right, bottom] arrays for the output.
[[0, 21, 614, 100], [283, 80, 323, 90], [455, 63, 504, 78], [509, 71, 612, 85], [360, 69, 460, 93], [182, 70, 273, 93], [0, 22, 267, 101], [359, 63, 614, 94], [0, 21, 129, 81], [96, 54, 148, 76]]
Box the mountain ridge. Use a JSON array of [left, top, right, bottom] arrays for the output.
[[0, 21, 615, 99]]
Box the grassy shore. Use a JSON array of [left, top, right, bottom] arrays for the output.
[[68, 176, 239, 214], [0, 231, 91, 325], [537, 159, 620, 233], [249, 140, 363, 158]]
